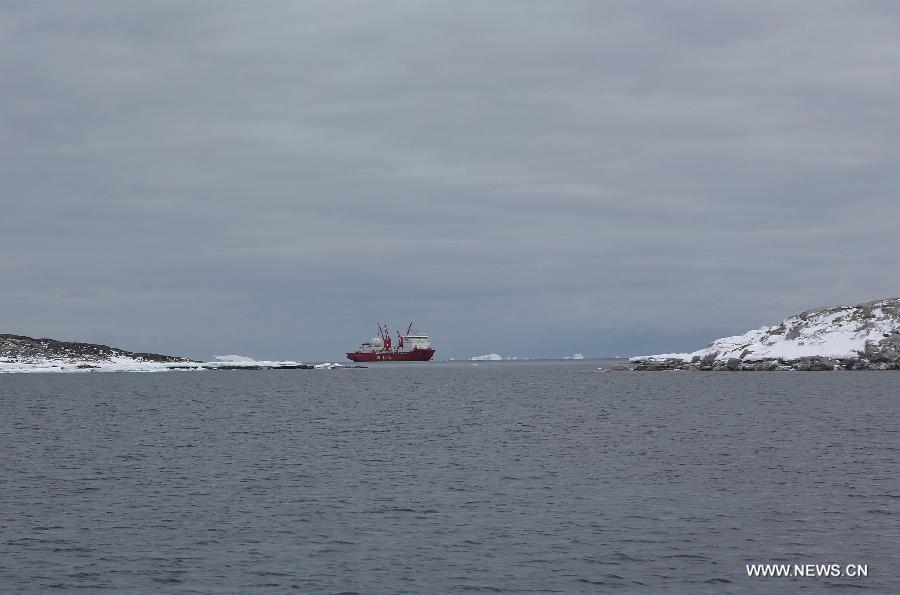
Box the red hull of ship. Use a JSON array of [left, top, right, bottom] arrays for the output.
[[346, 348, 435, 362]]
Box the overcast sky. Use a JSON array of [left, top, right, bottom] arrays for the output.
[[2, 1, 899, 361]]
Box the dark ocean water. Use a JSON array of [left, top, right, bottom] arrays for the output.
[[1, 361, 898, 594]]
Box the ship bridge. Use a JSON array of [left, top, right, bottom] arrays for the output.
[[401, 334, 431, 351]]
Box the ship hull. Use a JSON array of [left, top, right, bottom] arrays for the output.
[[346, 348, 435, 362]]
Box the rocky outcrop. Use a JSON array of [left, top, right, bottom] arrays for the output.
[[0, 334, 192, 363], [629, 298, 900, 371]]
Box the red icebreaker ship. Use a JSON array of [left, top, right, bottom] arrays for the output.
[[346, 323, 436, 362]]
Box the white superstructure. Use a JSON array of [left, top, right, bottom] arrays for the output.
[[399, 332, 431, 352]]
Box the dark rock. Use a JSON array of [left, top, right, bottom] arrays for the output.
[[726, 358, 742, 371], [631, 357, 688, 371], [700, 352, 718, 367], [633, 362, 667, 371], [808, 357, 837, 371], [790, 359, 809, 371], [785, 325, 802, 340], [859, 335, 900, 365], [747, 359, 778, 371]]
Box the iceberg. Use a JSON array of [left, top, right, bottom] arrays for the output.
[[470, 353, 503, 361]]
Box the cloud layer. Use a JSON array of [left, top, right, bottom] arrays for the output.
[[2, 2, 899, 359]]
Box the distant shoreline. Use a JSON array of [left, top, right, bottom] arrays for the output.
[[0, 334, 364, 373]]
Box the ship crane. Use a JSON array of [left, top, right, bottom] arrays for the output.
[[381, 323, 392, 351]]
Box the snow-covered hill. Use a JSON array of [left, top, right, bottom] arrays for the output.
[[631, 298, 900, 371]]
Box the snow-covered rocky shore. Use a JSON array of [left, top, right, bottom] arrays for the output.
[[629, 298, 900, 371], [0, 334, 350, 373]]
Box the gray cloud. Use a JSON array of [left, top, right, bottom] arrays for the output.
[[2, 1, 899, 360]]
